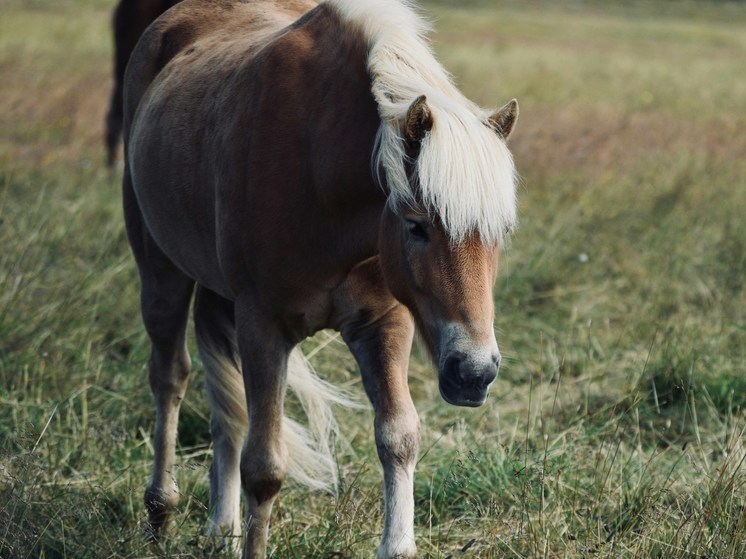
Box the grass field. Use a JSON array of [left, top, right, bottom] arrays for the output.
[[1, 0, 745, 557]]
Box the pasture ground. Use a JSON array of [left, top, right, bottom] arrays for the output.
[[1, 0, 745, 557]]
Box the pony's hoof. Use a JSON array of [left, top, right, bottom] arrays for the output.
[[144, 486, 179, 539]]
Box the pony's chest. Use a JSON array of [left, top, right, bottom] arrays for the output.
[[278, 291, 337, 340]]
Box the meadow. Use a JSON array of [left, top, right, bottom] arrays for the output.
[[1, 0, 745, 557]]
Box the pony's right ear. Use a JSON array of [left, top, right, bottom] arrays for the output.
[[488, 99, 519, 140], [403, 95, 434, 148]]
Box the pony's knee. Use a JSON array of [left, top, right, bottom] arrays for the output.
[[240, 444, 287, 506], [375, 412, 421, 466]]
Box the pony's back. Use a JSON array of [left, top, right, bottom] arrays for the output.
[[123, 0, 316, 146]]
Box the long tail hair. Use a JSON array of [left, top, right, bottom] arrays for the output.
[[195, 292, 357, 491]]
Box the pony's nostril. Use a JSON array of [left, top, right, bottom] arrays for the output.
[[480, 362, 498, 389], [442, 353, 465, 383], [442, 352, 499, 389], [482, 353, 501, 387]]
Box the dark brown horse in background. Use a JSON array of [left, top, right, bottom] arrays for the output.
[[105, 0, 180, 165], [123, 0, 519, 557]]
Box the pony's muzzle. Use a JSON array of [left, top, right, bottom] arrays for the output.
[[438, 351, 500, 407]]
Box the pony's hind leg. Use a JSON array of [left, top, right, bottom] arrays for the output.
[[194, 286, 247, 553], [139, 268, 194, 536], [124, 170, 195, 537]]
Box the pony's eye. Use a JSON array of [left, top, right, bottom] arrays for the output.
[[406, 219, 430, 242]]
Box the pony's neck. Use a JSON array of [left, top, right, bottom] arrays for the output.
[[301, 4, 387, 240]]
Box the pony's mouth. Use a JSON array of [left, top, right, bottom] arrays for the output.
[[438, 372, 492, 408]]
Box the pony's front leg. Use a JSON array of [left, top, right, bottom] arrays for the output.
[[335, 265, 420, 559], [234, 299, 291, 559], [346, 305, 419, 558]]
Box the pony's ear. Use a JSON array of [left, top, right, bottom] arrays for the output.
[[404, 95, 434, 147], [488, 99, 519, 140]]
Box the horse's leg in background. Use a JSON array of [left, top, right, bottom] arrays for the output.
[[334, 259, 420, 559], [194, 286, 247, 553], [123, 167, 195, 536], [106, 0, 156, 166], [106, 0, 128, 165], [234, 297, 292, 559]]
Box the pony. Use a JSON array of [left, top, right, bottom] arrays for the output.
[[122, 0, 519, 557], [105, 0, 181, 166]]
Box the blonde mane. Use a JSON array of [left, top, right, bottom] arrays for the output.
[[325, 0, 517, 245]]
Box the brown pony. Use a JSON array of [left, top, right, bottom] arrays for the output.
[[123, 0, 519, 557], [105, 0, 180, 166]]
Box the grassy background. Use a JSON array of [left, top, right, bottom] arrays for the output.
[[1, 0, 745, 557]]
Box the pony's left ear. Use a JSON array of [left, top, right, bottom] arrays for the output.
[[404, 95, 434, 148], [488, 99, 519, 140]]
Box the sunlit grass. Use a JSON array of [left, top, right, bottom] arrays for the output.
[[1, 0, 745, 557]]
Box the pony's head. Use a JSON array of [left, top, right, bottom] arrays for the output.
[[378, 95, 518, 407]]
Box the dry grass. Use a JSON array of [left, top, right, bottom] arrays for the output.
[[1, 0, 745, 557]]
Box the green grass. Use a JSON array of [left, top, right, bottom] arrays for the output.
[[1, 0, 745, 557]]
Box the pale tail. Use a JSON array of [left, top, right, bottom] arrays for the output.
[[199, 331, 357, 492], [283, 349, 359, 490]]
